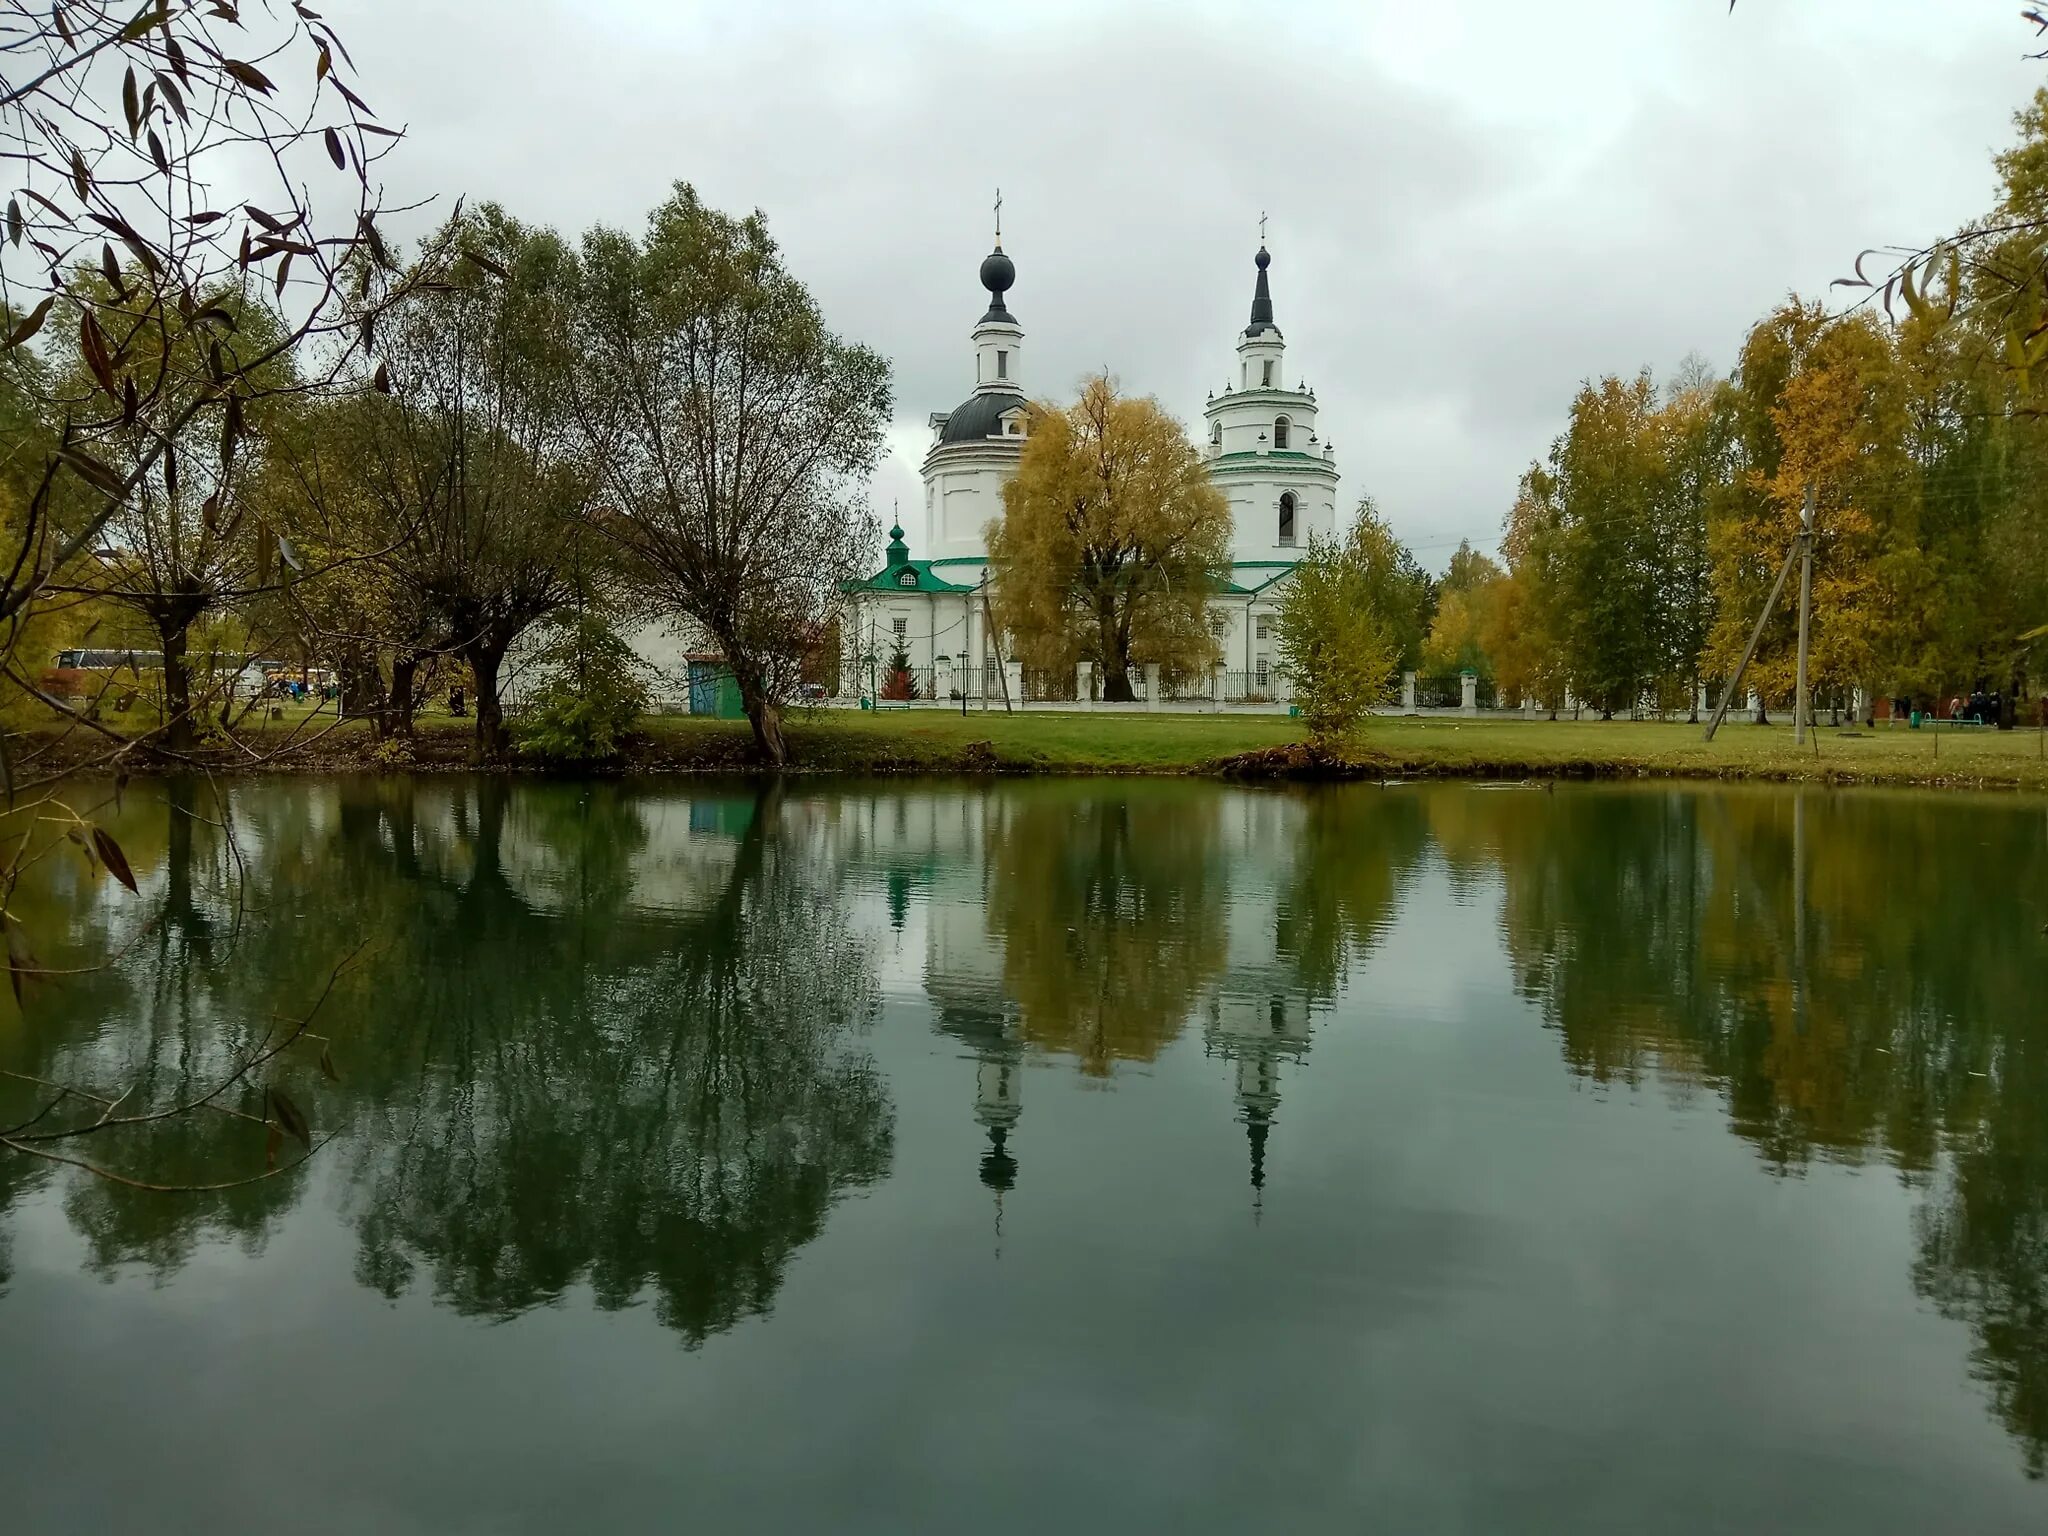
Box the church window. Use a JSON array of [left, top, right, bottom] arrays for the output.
[[1274, 416, 1290, 449], [1278, 493, 1297, 547], [996, 349, 1008, 380], [1262, 360, 1274, 387], [892, 617, 908, 638], [1255, 616, 1271, 640], [897, 570, 919, 588], [1257, 657, 1270, 687], [1211, 421, 1222, 446]]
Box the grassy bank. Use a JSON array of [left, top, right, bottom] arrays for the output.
[[34, 704, 2048, 789]]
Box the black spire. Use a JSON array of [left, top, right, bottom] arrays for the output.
[[1247, 1110, 1270, 1190], [1245, 245, 1277, 337]]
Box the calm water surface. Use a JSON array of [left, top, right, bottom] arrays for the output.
[[2, 776, 2045, 1532]]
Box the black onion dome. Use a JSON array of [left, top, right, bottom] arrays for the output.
[[937, 389, 1025, 445], [978, 244, 1017, 324]]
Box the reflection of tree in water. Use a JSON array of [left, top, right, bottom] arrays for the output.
[[983, 785, 1226, 1077], [333, 781, 891, 1344], [0, 778, 891, 1347], [1446, 784, 2048, 1476]]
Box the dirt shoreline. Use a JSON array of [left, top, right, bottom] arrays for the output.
[[21, 728, 2048, 792]]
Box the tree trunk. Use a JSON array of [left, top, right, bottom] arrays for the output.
[[466, 643, 508, 761], [733, 660, 788, 766], [387, 651, 420, 738], [1096, 602, 1135, 702], [339, 647, 386, 736], [159, 622, 196, 753]]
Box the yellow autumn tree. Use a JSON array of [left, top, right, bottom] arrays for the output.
[[986, 375, 1229, 700]]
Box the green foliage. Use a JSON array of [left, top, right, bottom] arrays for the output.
[[514, 614, 650, 765], [1276, 509, 1403, 747]]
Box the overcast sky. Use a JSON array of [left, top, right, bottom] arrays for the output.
[[327, 1, 2041, 571]]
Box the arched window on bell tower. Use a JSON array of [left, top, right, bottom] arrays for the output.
[[1211, 420, 1222, 447], [1278, 493, 1297, 547], [1273, 415, 1290, 449]]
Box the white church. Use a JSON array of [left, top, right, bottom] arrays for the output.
[[843, 224, 1342, 700]]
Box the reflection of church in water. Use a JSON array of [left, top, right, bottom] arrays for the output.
[[862, 791, 1322, 1201]]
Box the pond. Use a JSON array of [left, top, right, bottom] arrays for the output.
[[1, 776, 2045, 1532]]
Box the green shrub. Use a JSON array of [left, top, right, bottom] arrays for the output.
[[514, 614, 650, 765]]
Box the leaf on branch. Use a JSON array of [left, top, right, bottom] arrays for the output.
[[267, 1087, 311, 1150], [120, 5, 164, 41], [372, 360, 390, 393], [358, 211, 388, 267], [52, 5, 74, 48], [274, 250, 292, 300], [90, 825, 138, 893], [185, 209, 226, 226], [164, 438, 178, 502], [59, 446, 128, 496], [122, 373, 138, 426], [6, 198, 20, 248], [147, 128, 169, 176], [223, 60, 277, 96], [79, 310, 119, 398], [460, 248, 509, 280], [3, 914, 36, 1007], [122, 66, 141, 141], [243, 202, 286, 233], [276, 531, 304, 572], [100, 241, 124, 295], [165, 35, 189, 86], [4, 295, 56, 350], [331, 77, 370, 116], [194, 305, 237, 332], [315, 42, 332, 83], [221, 392, 244, 469], [70, 147, 89, 202], [323, 126, 345, 170]]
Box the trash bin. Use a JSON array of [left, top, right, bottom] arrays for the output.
[[1910, 710, 1922, 728]]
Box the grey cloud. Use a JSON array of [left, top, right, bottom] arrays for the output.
[[328, 0, 2040, 568]]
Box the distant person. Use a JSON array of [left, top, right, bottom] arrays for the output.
[[449, 685, 466, 716]]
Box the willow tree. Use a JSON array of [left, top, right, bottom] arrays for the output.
[[348, 207, 597, 759], [987, 375, 1228, 701], [570, 185, 891, 766]]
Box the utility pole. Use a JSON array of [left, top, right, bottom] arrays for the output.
[[1704, 483, 1814, 745], [1703, 539, 1798, 743], [1794, 483, 1816, 747]]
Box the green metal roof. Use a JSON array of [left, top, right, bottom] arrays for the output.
[[848, 556, 1295, 597], [847, 560, 975, 594], [1209, 450, 1332, 467]]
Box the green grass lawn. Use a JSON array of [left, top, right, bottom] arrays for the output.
[[39, 700, 2048, 788], [630, 706, 2048, 787]]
